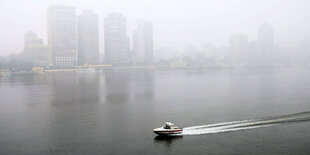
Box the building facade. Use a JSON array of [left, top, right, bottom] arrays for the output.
[[78, 10, 99, 65], [23, 31, 48, 67], [258, 23, 274, 64], [229, 33, 248, 62], [258, 23, 274, 48], [104, 13, 130, 65], [47, 5, 77, 68], [132, 20, 153, 65]]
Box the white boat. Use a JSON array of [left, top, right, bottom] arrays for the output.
[[153, 122, 183, 135]]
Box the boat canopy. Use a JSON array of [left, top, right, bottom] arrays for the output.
[[165, 122, 174, 126]]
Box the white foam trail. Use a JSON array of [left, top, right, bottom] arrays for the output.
[[174, 113, 310, 136], [180, 124, 277, 136], [184, 120, 254, 130]]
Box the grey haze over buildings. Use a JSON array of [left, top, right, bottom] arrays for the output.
[[0, 0, 310, 57], [78, 10, 99, 65], [133, 20, 153, 64], [104, 13, 130, 64], [47, 5, 78, 67]]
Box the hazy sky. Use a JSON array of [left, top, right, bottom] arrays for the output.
[[0, 0, 310, 56]]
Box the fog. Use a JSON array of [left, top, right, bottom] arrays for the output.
[[1, 0, 310, 56], [2, 1, 310, 154]]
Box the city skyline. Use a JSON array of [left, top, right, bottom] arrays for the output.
[[20, 5, 155, 67], [1, 0, 310, 56], [18, 6, 306, 67], [1, 2, 310, 68]]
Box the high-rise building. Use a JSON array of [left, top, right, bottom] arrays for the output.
[[23, 31, 48, 67], [24, 31, 42, 62], [230, 33, 248, 62], [104, 13, 130, 64], [258, 23, 274, 48], [132, 20, 153, 64], [47, 5, 77, 68], [257, 23, 274, 63], [78, 10, 99, 65]]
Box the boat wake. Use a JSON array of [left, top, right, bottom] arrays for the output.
[[175, 111, 310, 136]]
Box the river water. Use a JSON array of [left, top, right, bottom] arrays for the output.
[[1, 67, 310, 154]]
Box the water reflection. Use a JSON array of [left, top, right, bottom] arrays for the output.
[[103, 70, 155, 104], [104, 71, 130, 104], [77, 73, 100, 104], [129, 71, 154, 102], [227, 68, 276, 117], [47, 72, 79, 105], [1, 68, 310, 154], [154, 135, 183, 148], [47, 72, 100, 105]]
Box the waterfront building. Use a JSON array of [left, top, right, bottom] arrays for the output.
[[258, 23, 274, 48], [47, 5, 77, 68], [132, 20, 153, 65], [229, 33, 248, 62], [78, 10, 99, 65], [23, 31, 48, 67], [104, 13, 130, 65], [257, 23, 274, 64]]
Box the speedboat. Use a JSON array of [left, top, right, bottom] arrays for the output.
[[153, 122, 183, 135]]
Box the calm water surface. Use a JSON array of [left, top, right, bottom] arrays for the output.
[[1, 67, 310, 154]]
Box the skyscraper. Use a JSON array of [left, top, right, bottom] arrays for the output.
[[104, 13, 130, 64], [258, 23, 274, 48], [78, 10, 99, 65], [23, 31, 48, 67], [230, 33, 248, 62], [257, 23, 274, 64], [132, 20, 153, 65], [24, 31, 42, 62], [47, 5, 77, 68]]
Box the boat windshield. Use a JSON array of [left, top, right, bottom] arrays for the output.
[[164, 125, 171, 129]]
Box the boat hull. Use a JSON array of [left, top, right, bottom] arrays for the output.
[[153, 129, 183, 135]]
